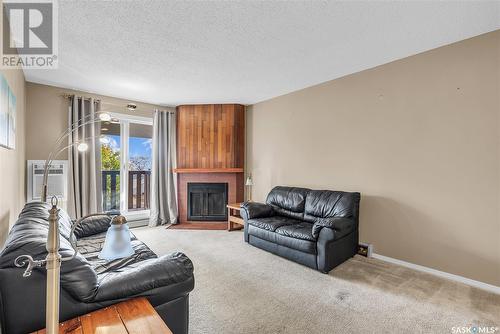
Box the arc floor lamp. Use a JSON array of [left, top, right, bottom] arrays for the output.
[[14, 110, 134, 334]]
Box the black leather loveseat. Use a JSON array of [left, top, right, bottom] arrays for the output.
[[241, 186, 360, 273], [0, 202, 194, 334]]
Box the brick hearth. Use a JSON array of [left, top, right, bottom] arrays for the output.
[[177, 172, 244, 224]]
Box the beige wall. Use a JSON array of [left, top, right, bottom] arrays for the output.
[[0, 73, 26, 246], [247, 31, 500, 286], [26, 83, 173, 160], [0, 80, 169, 244], [0, 0, 27, 245]]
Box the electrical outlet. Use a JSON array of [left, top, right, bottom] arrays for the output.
[[357, 243, 373, 257]]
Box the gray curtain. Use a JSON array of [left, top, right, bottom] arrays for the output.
[[149, 110, 178, 226], [68, 96, 103, 219]]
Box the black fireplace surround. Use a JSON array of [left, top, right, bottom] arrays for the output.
[[187, 182, 228, 221]]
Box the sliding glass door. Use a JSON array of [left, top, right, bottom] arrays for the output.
[[100, 114, 153, 219], [127, 122, 153, 211], [101, 122, 121, 211]]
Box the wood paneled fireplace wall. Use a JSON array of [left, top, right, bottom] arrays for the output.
[[175, 104, 245, 223]]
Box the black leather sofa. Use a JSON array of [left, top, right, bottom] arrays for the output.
[[241, 186, 360, 273], [0, 202, 194, 334]]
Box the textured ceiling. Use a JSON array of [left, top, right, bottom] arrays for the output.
[[24, 1, 500, 106]]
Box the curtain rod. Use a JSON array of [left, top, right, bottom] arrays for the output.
[[60, 94, 174, 113], [61, 94, 101, 102]]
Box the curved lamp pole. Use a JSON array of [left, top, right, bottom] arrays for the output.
[[41, 112, 112, 202]]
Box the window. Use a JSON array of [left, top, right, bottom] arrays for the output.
[[101, 121, 121, 211], [100, 113, 153, 220], [128, 122, 153, 211]]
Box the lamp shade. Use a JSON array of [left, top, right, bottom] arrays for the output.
[[98, 112, 112, 121], [76, 142, 89, 152], [245, 176, 254, 186], [98, 218, 134, 261]]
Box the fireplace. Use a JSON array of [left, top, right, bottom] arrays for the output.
[[177, 173, 244, 224], [175, 104, 245, 225], [187, 183, 228, 221]]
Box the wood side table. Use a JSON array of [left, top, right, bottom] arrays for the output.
[[31, 297, 172, 334], [227, 202, 244, 231]]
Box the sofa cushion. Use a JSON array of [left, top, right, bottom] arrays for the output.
[[247, 216, 300, 232], [247, 225, 316, 254], [7, 202, 75, 241], [275, 222, 315, 241], [73, 214, 113, 239], [304, 190, 360, 222], [0, 202, 99, 302], [94, 252, 194, 302], [266, 186, 310, 220], [77, 231, 157, 275]]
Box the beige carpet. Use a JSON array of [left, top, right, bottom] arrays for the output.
[[133, 227, 500, 334]]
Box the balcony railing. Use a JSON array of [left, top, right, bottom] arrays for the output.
[[102, 170, 120, 211], [128, 170, 151, 211], [102, 170, 151, 212]]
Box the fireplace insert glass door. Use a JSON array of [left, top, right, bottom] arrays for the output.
[[187, 183, 228, 221]]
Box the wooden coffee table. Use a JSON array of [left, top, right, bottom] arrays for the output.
[[31, 297, 172, 334], [227, 202, 244, 231]]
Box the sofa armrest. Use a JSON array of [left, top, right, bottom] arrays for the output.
[[240, 202, 274, 221], [94, 252, 194, 302], [312, 217, 355, 239], [73, 214, 113, 239]]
